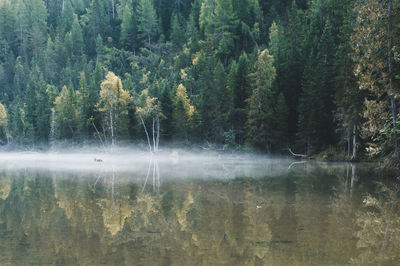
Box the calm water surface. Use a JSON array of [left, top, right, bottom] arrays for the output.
[[0, 152, 399, 265]]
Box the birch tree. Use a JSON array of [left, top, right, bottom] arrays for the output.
[[96, 71, 132, 147], [0, 102, 8, 143], [136, 89, 163, 153]]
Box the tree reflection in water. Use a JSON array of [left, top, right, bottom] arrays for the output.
[[0, 161, 399, 265]]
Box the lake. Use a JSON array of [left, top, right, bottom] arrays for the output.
[[0, 151, 399, 265]]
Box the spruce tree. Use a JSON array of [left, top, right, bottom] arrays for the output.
[[120, 4, 138, 52], [137, 0, 159, 46]]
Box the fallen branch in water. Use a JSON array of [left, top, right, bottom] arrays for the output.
[[288, 147, 307, 158]]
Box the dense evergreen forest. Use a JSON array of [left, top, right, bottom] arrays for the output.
[[0, 0, 399, 159]]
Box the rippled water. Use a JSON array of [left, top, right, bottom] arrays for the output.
[[0, 152, 399, 265]]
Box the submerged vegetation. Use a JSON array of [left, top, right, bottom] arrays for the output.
[[0, 0, 399, 161]]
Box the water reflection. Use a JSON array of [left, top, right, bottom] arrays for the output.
[[0, 160, 399, 265]]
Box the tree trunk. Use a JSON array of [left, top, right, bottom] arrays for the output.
[[156, 115, 160, 152], [347, 130, 351, 159], [152, 159, 156, 191], [110, 100, 114, 147], [388, 0, 400, 165], [350, 163, 356, 198], [91, 120, 106, 150], [142, 159, 152, 192], [62, 0, 65, 11], [152, 117, 156, 153], [140, 116, 152, 153], [352, 125, 357, 160]]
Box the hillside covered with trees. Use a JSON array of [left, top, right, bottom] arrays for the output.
[[0, 0, 399, 160]]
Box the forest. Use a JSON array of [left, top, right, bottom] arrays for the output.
[[0, 0, 399, 160]]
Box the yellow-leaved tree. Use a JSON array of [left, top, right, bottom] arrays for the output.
[[172, 84, 195, 141], [136, 89, 162, 153], [0, 103, 8, 143], [96, 71, 132, 147]]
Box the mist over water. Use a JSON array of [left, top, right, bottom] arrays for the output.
[[0, 149, 399, 265], [0, 148, 294, 179]]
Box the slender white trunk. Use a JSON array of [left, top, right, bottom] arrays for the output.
[[152, 159, 156, 191], [152, 117, 156, 153], [156, 160, 160, 192], [350, 164, 356, 198], [141, 159, 152, 192], [62, 0, 65, 11], [352, 125, 357, 160], [347, 131, 351, 159], [111, 167, 115, 204], [101, 123, 107, 145], [110, 100, 114, 147], [156, 116, 160, 152], [91, 120, 106, 151], [140, 116, 152, 153]]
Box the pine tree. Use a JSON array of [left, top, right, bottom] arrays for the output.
[[82, 0, 107, 56], [199, 0, 239, 62], [333, 0, 362, 160], [268, 21, 279, 59], [54, 85, 78, 139], [278, 1, 306, 143], [246, 49, 276, 151], [120, 4, 138, 52], [209, 60, 227, 143], [25, 0, 48, 60], [227, 53, 251, 144], [170, 13, 185, 49], [76, 72, 91, 139], [297, 50, 322, 153], [70, 15, 84, 58], [137, 0, 158, 46]]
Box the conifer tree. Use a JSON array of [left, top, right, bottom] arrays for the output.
[[172, 84, 195, 141], [137, 0, 159, 46], [54, 85, 78, 139], [70, 15, 84, 58], [246, 49, 276, 151], [120, 4, 138, 52], [228, 53, 250, 144], [170, 13, 185, 49]]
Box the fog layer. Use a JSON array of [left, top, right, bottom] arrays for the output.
[[0, 148, 296, 180]]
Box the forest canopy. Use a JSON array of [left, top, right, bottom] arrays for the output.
[[0, 0, 399, 159]]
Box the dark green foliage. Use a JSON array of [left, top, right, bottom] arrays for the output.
[[0, 0, 394, 156], [298, 19, 337, 153], [120, 3, 138, 52]]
